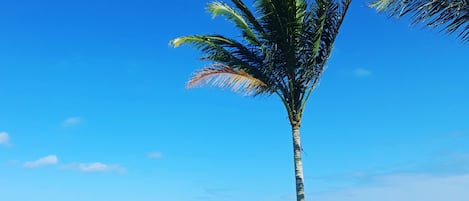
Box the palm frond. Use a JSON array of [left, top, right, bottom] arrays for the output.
[[170, 34, 271, 84], [370, 0, 469, 42], [298, 0, 350, 86], [171, 35, 254, 66], [170, 34, 282, 94], [187, 64, 268, 96], [170, 35, 232, 48], [208, 2, 260, 44], [231, 0, 266, 36]]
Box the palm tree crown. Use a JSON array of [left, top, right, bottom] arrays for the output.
[[171, 0, 350, 127], [370, 0, 469, 42]]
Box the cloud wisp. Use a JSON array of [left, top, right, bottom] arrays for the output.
[[0, 132, 10, 146], [61, 162, 126, 173], [62, 117, 82, 127], [24, 155, 59, 168], [352, 68, 372, 77], [313, 173, 469, 201], [309, 153, 469, 201], [147, 152, 163, 159]]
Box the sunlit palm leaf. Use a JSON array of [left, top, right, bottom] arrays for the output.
[[208, 2, 260, 44], [187, 64, 268, 96]]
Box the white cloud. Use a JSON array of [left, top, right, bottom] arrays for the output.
[[24, 155, 58, 168], [147, 152, 163, 159], [313, 173, 469, 201], [61, 162, 126, 173], [0, 132, 9, 146], [352, 68, 372, 77], [62, 117, 82, 127]]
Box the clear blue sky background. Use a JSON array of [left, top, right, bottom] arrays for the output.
[[1, 0, 468, 201]]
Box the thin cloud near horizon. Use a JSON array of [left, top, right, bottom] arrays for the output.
[[60, 162, 126, 173], [23, 155, 59, 168], [147, 152, 163, 159], [313, 173, 469, 201]]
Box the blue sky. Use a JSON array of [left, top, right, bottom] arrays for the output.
[[0, 0, 468, 201]]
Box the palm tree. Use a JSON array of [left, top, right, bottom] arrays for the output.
[[170, 0, 351, 200], [370, 0, 469, 41]]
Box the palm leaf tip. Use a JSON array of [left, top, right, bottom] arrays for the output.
[[170, 36, 201, 48], [207, 1, 230, 18], [169, 37, 184, 48], [187, 64, 268, 96], [206, 1, 258, 43]]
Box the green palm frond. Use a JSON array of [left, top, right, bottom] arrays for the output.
[[170, 35, 261, 67], [295, 0, 351, 115], [230, 0, 266, 36], [370, 0, 469, 42], [187, 63, 268, 96], [208, 2, 260, 44], [171, 35, 232, 48]]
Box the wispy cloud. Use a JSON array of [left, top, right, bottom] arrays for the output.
[[24, 155, 58, 168], [0, 132, 10, 146], [314, 173, 469, 201], [147, 152, 163, 159], [194, 187, 232, 201], [62, 117, 82, 127], [308, 152, 469, 201], [352, 68, 372, 77], [204, 188, 231, 197], [61, 162, 126, 173]]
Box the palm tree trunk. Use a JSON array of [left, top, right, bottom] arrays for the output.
[[292, 125, 305, 201]]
